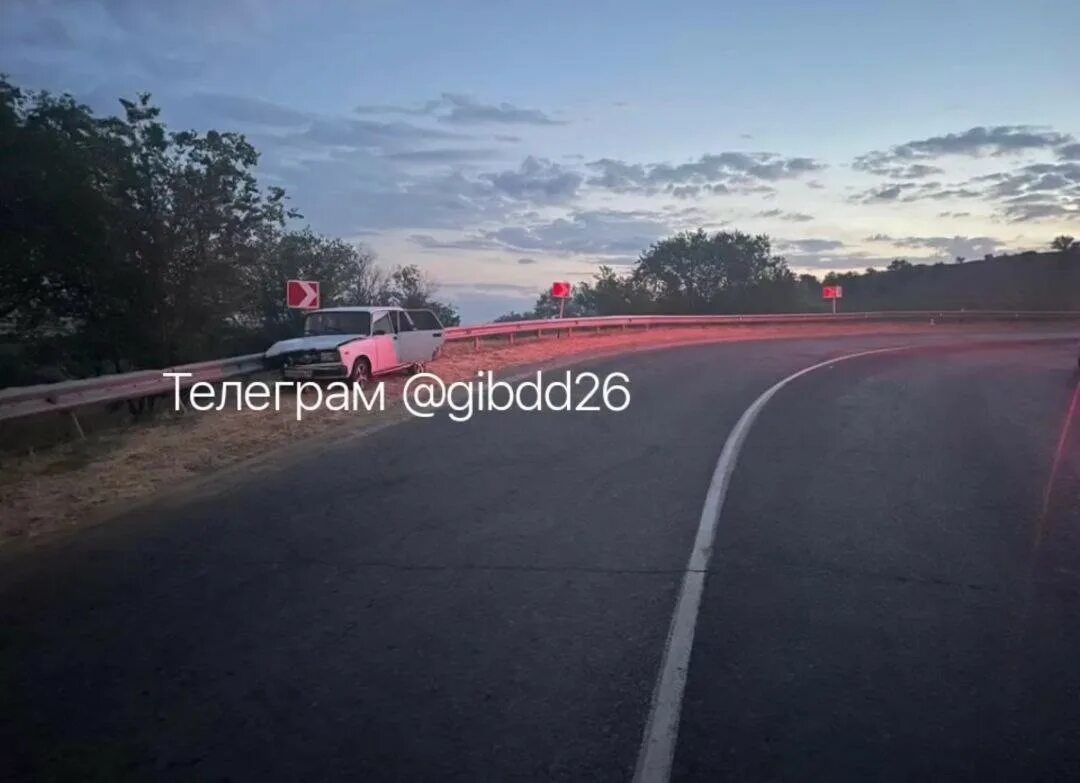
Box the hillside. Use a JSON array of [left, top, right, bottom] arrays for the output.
[[821, 250, 1080, 312]]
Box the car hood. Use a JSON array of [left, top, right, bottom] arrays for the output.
[[264, 334, 369, 358]]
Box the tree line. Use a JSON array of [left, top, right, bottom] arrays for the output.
[[0, 77, 459, 386], [497, 230, 1080, 321]]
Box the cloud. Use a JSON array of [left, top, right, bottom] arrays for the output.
[[439, 93, 564, 126], [477, 209, 669, 258], [850, 183, 912, 203], [408, 233, 501, 251], [756, 209, 814, 222], [978, 162, 1080, 197], [865, 234, 1006, 258], [668, 185, 703, 199], [850, 180, 984, 204], [852, 161, 944, 178], [921, 186, 982, 200], [350, 101, 436, 117], [1001, 201, 1077, 222], [661, 204, 716, 224], [780, 234, 1007, 271], [355, 92, 565, 126], [783, 241, 1007, 271], [851, 129, 1079, 221], [585, 151, 824, 195], [181, 93, 311, 127], [973, 161, 1080, 221], [585, 158, 647, 190], [408, 210, 668, 259], [385, 148, 499, 163], [280, 117, 465, 152], [779, 238, 846, 253], [441, 282, 540, 294], [483, 156, 582, 202], [254, 148, 592, 238], [855, 125, 1074, 171], [785, 250, 894, 272]]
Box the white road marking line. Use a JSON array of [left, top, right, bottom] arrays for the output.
[[632, 345, 912, 783]]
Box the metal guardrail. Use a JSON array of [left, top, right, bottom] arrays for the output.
[[2, 311, 1079, 427], [0, 353, 265, 426], [445, 310, 1080, 339]]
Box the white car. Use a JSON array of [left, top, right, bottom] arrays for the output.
[[264, 307, 445, 385]]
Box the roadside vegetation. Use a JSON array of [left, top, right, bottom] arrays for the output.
[[498, 233, 1080, 321], [0, 76, 460, 387]]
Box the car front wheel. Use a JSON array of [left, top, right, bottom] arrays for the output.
[[350, 358, 371, 386]]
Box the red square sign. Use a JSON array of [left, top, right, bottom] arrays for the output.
[[551, 281, 572, 299]]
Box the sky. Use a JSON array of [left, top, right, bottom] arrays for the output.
[[2, 0, 1078, 323]]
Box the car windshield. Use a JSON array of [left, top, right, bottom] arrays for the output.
[[303, 312, 371, 337]]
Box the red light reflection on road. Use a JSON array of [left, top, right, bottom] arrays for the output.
[[1036, 376, 1080, 550]]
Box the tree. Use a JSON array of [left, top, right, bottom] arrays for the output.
[[631, 229, 793, 313], [530, 290, 585, 318], [493, 311, 535, 323], [573, 265, 652, 315], [0, 75, 467, 383], [384, 264, 460, 326], [0, 78, 120, 357], [243, 230, 384, 344], [887, 258, 912, 272], [0, 81, 300, 371], [1051, 235, 1076, 253]]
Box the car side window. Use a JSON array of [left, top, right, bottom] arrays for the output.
[[396, 311, 415, 332], [371, 313, 393, 336], [407, 309, 442, 330]]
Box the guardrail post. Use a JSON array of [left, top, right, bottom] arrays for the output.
[[508, 333, 515, 345], [473, 336, 480, 351], [68, 410, 86, 440]]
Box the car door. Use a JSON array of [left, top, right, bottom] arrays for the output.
[[392, 310, 428, 364], [368, 311, 402, 373], [406, 309, 445, 361]]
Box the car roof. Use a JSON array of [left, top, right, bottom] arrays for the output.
[[308, 306, 399, 314], [307, 306, 434, 314]]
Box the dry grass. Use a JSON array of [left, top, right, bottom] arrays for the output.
[[0, 322, 1012, 541]]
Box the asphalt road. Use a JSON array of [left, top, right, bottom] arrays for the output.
[[2, 330, 1079, 781]]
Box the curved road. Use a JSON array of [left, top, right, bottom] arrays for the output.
[[2, 330, 1080, 781]]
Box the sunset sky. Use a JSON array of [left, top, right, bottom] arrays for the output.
[[2, 0, 1077, 322]]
